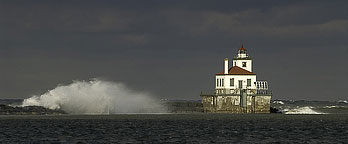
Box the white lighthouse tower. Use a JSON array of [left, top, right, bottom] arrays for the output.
[[233, 44, 252, 72], [200, 44, 272, 113], [215, 44, 257, 95]]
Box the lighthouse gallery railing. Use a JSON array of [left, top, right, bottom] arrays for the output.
[[200, 89, 272, 96]]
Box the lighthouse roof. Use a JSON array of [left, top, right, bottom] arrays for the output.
[[216, 66, 255, 75], [239, 44, 246, 50]]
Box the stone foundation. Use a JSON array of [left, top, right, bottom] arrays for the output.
[[201, 95, 271, 113]]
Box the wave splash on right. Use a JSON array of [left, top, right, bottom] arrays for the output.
[[272, 100, 348, 114], [283, 106, 325, 115]]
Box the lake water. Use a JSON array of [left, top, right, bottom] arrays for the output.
[[0, 114, 347, 143]]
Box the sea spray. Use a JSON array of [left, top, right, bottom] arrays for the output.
[[284, 106, 326, 115], [22, 79, 166, 114]]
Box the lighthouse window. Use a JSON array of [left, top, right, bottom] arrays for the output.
[[242, 62, 247, 67], [222, 79, 224, 87], [230, 78, 234, 86], [217, 79, 219, 87], [247, 79, 251, 87]]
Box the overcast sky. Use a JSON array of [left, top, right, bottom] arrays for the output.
[[0, 0, 347, 101]]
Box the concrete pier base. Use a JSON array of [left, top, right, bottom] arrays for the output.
[[201, 95, 271, 113]]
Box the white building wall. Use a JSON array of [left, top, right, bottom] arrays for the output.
[[232, 59, 252, 72], [215, 75, 257, 90]]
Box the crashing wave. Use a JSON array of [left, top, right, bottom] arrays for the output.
[[337, 100, 348, 104], [284, 106, 326, 115], [22, 79, 166, 114], [273, 100, 284, 105]]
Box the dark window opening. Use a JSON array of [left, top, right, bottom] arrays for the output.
[[230, 78, 234, 86]]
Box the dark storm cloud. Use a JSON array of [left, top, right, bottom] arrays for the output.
[[0, 0, 347, 100]]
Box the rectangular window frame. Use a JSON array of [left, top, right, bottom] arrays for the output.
[[230, 78, 234, 86], [238, 80, 243, 88], [247, 79, 251, 87]]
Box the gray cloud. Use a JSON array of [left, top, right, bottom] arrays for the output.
[[0, 0, 347, 101]]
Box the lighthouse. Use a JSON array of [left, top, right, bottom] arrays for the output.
[[200, 44, 272, 113]]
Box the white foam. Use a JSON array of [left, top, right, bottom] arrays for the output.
[[337, 100, 348, 104], [273, 100, 284, 105], [324, 105, 338, 108], [284, 106, 326, 115], [22, 79, 166, 114], [323, 105, 347, 109]]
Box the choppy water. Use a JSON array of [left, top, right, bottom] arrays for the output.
[[271, 100, 348, 114], [0, 114, 347, 143]]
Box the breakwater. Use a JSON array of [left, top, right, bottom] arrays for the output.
[[0, 104, 66, 115], [163, 100, 203, 113]]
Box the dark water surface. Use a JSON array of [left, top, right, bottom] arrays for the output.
[[0, 114, 347, 143]]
